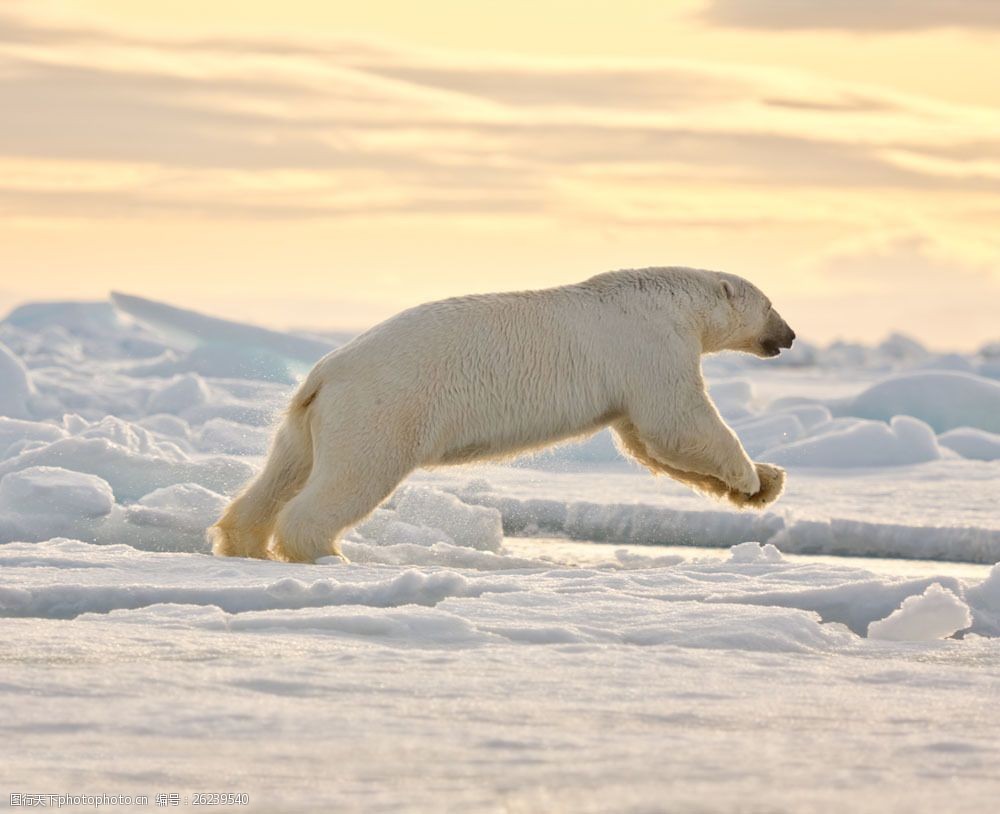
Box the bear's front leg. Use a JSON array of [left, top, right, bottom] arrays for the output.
[[622, 383, 786, 510], [614, 419, 741, 500]]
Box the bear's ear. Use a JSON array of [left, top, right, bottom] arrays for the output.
[[720, 279, 736, 302]]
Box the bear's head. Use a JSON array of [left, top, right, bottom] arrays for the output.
[[709, 273, 796, 358]]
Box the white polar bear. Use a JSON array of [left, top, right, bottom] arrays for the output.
[[211, 267, 796, 563]]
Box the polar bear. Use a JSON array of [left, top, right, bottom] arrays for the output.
[[211, 267, 796, 563]]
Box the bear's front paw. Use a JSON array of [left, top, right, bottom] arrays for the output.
[[726, 462, 785, 510]]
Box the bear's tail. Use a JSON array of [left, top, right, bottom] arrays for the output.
[[208, 371, 322, 558]]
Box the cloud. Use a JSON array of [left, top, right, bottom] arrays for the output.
[[790, 233, 1000, 346], [703, 0, 1000, 32], [359, 64, 749, 109], [808, 233, 998, 287], [2, 7, 1000, 228], [0, 187, 539, 220]]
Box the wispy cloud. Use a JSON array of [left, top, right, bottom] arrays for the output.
[[3, 6, 1000, 229], [1, 6, 998, 346], [703, 0, 1000, 32]]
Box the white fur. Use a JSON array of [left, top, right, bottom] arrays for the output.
[[211, 267, 793, 563]]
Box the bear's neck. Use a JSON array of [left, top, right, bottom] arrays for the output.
[[696, 314, 733, 355]]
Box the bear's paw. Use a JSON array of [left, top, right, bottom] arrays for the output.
[[727, 462, 785, 510]]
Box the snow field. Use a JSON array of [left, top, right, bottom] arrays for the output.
[[4, 538, 999, 642], [1, 296, 999, 810], [3, 539, 1000, 811]]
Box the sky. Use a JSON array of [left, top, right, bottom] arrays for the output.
[[1, 0, 999, 348]]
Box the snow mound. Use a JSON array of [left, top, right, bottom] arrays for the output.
[[938, 427, 1000, 461], [834, 371, 1000, 433], [147, 374, 213, 414], [338, 540, 543, 570], [877, 332, 929, 364], [981, 340, 1000, 358], [612, 548, 686, 569], [728, 541, 784, 563], [0, 556, 516, 620], [964, 564, 1000, 636], [0, 465, 114, 517], [0, 467, 115, 542], [917, 353, 976, 374], [128, 343, 298, 384], [0, 467, 228, 551], [712, 572, 971, 637], [359, 487, 504, 552], [0, 416, 66, 457], [0, 421, 253, 503], [763, 415, 939, 467], [0, 467, 210, 548], [5, 301, 129, 338], [223, 605, 492, 644], [0, 414, 244, 550], [867, 583, 972, 641], [0, 341, 35, 419], [2, 301, 167, 360], [774, 404, 832, 430], [966, 564, 1000, 611], [127, 483, 227, 533], [769, 518, 1000, 564], [732, 412, 805, 456], [111, 292, 334, 362]]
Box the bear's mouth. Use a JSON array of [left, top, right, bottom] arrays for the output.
[[760, 327, 795, 358]]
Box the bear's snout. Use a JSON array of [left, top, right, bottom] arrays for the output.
[[759, 313, 795, 357], [778, 325, 796, 349]]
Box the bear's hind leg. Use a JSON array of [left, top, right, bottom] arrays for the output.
[[211, 494, 274, 559], [211, 416, 314, 558], [271, 443, 412, 563]]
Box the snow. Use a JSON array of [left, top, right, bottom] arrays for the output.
[[867, 583, 973, 641], [1, 294, 994, 566], [194, 417, 272, 455], [428, 464, 1000, 562], [832, 370, 1000, 433], [939, 427, 1000, 461], [0, 416, 65, 456], [763, 414, 940, 467], [0, 340, 35, 418], [388, 486, 505, 552], [728, 540, 784, 563], [110, 291, 336, 363], [0, 428, 252, 504], [146, 373, 214, 415], [1, 295, 999, 810], [0, 467, 114, 541], [127, 343, 300, 384], [129, 483, 228, 536], [708, 377, 754, 419], [3, 540, 1000, 810]]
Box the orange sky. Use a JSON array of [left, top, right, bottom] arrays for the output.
[[2, 0, 998, 347]]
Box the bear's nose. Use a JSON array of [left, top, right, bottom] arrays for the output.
[[780, 327, 796, 349]]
